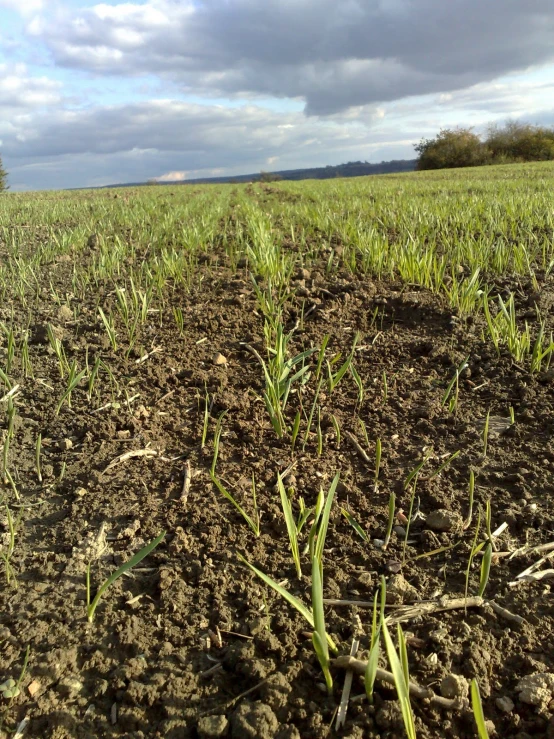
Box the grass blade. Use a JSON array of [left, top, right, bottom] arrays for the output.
[[87, 531, 165, 622], [314, 472, 340, 566], [471, 679, 490, 738], [341, 507, 368, 542], [382, 619, 417, 739], [277, 473, 302, 578], [311, 556, 333, 692], [237, 553, 337, 652]]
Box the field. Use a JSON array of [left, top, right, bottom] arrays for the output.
[[1, 161, 554, 738]]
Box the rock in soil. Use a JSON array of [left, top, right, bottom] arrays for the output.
[[425, 508, 462, 531], [386, 573, 419, 604]]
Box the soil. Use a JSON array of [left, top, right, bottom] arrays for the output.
[[1, 203, 554, 738]]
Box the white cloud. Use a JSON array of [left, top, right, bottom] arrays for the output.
[[0, 63, 62, 111], [155, 170, 187, 181], [0, 0, 43, 16]]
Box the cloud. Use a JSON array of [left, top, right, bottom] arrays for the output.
[[0, 63, 62, 114], [29, 0, 554, 114], [155, 170, 187, 181], [3, 84, 554, 190], [0, 0, 44, 16], [1, 97, 422, 189]]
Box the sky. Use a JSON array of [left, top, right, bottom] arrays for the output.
[[1, 0, 554, 191]]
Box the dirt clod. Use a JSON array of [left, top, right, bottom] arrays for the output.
[[425, 508, 462, 531], [231, 701, 280, 738], [386, 573, 419, 604], [198, 714, 230, 738], [516, 673, 554, 710], [440, 673, 469, 699]]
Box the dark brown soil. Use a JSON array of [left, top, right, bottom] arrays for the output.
[[1, 231, 554, 738]]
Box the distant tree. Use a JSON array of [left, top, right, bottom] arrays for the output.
[[485, 121, 554, 163], [415, 121, 554, 170], [415, 128, 488, 170], [259, 171, 283, 182], [0, 154, 8, 192]]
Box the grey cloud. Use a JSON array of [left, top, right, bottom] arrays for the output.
[[1, 99, 418, 189], [30, 0, 554, 114]]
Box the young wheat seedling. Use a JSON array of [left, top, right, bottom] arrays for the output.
[[471, 678, 490, 738], [365, 577, 386, 703], [211, 413, 260, 536], [86, 531, 165, 622], [382, 618, 416, 738], [277, 473, 302, 579]]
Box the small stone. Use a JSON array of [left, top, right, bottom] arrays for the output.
[[496, 696, 515, 713], [425, 509, 462, 532], [296, 268, 311, 281], [213, 352, 227, 366], [117, 429, 131, 439], [198, 714, 229, 738], [57, 675, 84, 697], [60, 438, 73, 451], [440, 674, 469, 699], [27, 679, 42, 698], [74, 487, 87, 497], [386, 560, 402, 574]]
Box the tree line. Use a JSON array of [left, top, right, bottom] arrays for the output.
[[415, 121, 554, 170]]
